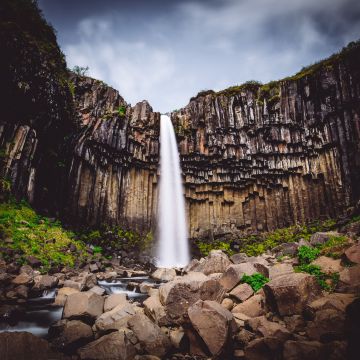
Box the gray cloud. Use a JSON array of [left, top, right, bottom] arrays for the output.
[[39, 0, 360, 112]]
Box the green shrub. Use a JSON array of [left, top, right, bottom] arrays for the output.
[[298, 246, 320, 264], [295, 264, 339, 291], [197, 240, 233, 257], [117, 106, 126, 117], [241, 273, 269, 292], [92, 245, 102, 254], [72, 65, 89, 76]]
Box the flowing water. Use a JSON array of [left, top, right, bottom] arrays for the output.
[[157, 114, 190, 267]]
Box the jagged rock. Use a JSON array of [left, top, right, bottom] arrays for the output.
[[151, 268, 176, 282], [309, 232, 340, 246], [338, 264, 360, 292], [268, 263, 294, 280], [344, 243, 360, 264], [54, 287, 80, 306], [63, 291, 104, 322], [49, 319, 93, 351], [263, 273, 321, 316], [143, 292, 171, 326], [272, 242, 299, 257], [188, 300, 236, 357], [104, 293, 128, 312], [32, 275, 58, 292], [219, 263, 257, 291], [311, 256, 343, 274], [0, 332, 64, 360], [306, 309, 346, 342], [78, 330, 137, 360], [158, 272, 224, 324], [283, 315, 306, 333], [89, 285, 106, 296], [232, 294, 265, 317], [283, 340, 326, 360], [11, 273, 33, 286], [188, 250, 232, 275], [230, 283, 254, 302], [230, 253, 249, 264], [244, 337, 283, 360], [127, 313, 171, 357], [246, 316, 291, 341], [235, 329, 256, 347]]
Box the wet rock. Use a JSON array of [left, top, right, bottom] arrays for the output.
[[127, 313, 171, 357], [104, 293, 128, 312], [219, 263, 257, 291], [263, 273, 321, 316], [0, 304, 25, 324], [188, 300, 236, 357], [63, 291, 104, 322], [159, 272, 224, 324], [230, 283, 254, 302], [78, 330, 137, 360], [151, 268, 176, 282], [232, 294, 265, 317]]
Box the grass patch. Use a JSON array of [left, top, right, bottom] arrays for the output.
[[197, 240, 234, 257], [0, 200, 89, 272], [241, 273, 269, 292], [298, 246, 320, 264]]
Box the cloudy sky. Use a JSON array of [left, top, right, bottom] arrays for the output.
[[38, 0, 360, 112]]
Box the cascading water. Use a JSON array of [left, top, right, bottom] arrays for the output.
[[157, 114, 190, 267]]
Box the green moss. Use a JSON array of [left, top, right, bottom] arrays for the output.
[[0, 200, 89, 272], [197, 240, 234, 257], [241, 273, 269, 292], [117, 106, 126, 117]]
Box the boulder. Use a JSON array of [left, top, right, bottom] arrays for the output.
[[311, 256, 343, 274], [263, 273, 321, 316], [151, 268, 176, 282], [19, 265, 34, 276], [230, 283, 254, 302], [49, 319, 93, 351], [232, 294, 265, 317], [188, 250, 232, 275], [0, 332, 63, 360], [63, 291, 104, 322], [283, 340, 325, 360], [246, 316, 291, 341], [230, 253, 250, 264], [283, 315, 306, 333], [104, 293, 128, 312], [94, 303, 137, 333], [127, 313, 171, 357], [78, 330, 137, 360], [89, 285, 106, 296], [221, 297, 234, 310], [245, 337, 283, 360], [53, 287, 79, 306], [338, 264, 360, 292], [11, 273, 33, 286], [344, 243, 360, 264], [169, 328, 186, 350], [310, 232, 340, 246], [219, 263, 257, 291], [159, 272, 224, 324], [268, 263, 294, 280], [32, 275, 58, 293], [143, 292, 171, 326], [272, 242, 299, 257], [188, 300, 236, 357]]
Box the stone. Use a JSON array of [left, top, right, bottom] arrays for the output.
[[26, 256, 41, 267], [11, 273, 33, 286], [268, 263, 294, 280], [89, 263, 99, 273], [283, 340, 325, 360], [230, 283, 254, 302], [104, 293, 128, 312], [143, 292, 171, 326], [0, 331, 63, 360], [309, 232, 340, 246], [19, 265, 34, 276], [54, 287, 80, 306], [78, 330, 137, 360], [187, 250, 232, 275], [188, 300, 236, 356], [306, 309, 346, 342], [169, 328, 186, 350], [246, 316, 291, 341], [272, 242, 299, 257], [232, 294, 264, 317], [338, 264, 360, 292], [151, 268, 176, 282], [230, 253, 250, 264], [127, 313, 171, 357], [219, 263, 257, 291], [89, 285, 106, 296], [94, 303, 136, 333], [344, 243, 360, 264], [263, 273, 322, 316], [235, 329, 256, 347], [49, 319, 93, 351], [283, 315, 306, 333], [15, 285, 29, 299], [245, 337, 283, 360], [311, 256, 343, 274], [32, 274, 58, 292], [159, 272, 225, 324], [221, 297, 234, 310], [63, 291, 104, 322]]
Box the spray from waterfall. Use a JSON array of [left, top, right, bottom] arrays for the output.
[[157, 114, 190, 268]]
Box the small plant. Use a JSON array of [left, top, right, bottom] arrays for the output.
[[197, 240, 234, 257], [297, 246, 320, 264], [241, 273, 269, 292], [92, 245, 102, 254], [72, 65, 89, 76], [117, 106, 126, 117], [295, 264, 339, 291]]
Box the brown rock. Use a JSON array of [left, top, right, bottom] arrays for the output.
[[245, 337, 283, 360], [311, 256, 343, 274], [230, 283, 254, 302], [78, 330, 137, 360], [32, 275, 58, 292], [188, 299, 236, 357], [188, 250, 232, 275], [12, 273, 33, 286], [219, 263, 257, 291], [143, 292, 171, 326], [283, 340, 326, 360], [344, 243, 360, 264], [310, 232, 340, 246], [263, 273, 321, 316], [151, 268, 176, 282], [268, 263, 294, 280], [104, 293, 128, 312], [63, 291, 104, 322], [221, 297, 234, 310], [338, 264, 360, 292], [127, 313, 171, 357], [232, 294, 264, 317], [54, 287, 80, 306], [246, 316, 291, 341]]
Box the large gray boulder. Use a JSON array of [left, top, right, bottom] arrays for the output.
[[188, 300, 236, 357], [159, 272, 224, 324], [127, 313, 171, 357], [263, 273, 321, 316]]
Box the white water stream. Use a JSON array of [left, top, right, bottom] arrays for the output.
[[157, 114, 190, 267]]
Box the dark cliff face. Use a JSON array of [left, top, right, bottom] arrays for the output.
[[172, 43, 360, 238]]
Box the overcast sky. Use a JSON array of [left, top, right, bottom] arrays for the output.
[[38, 0, 360, 112]]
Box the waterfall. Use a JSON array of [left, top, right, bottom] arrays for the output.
[[157, 114, 190, 268]]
